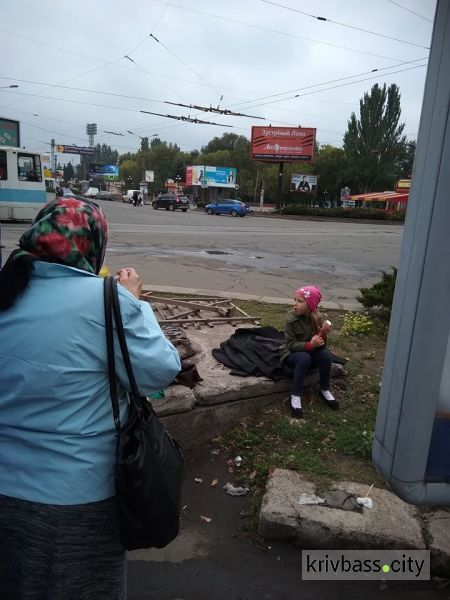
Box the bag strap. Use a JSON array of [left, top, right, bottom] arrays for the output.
[[104, 275, 121, 433], [108, 276, 142, 404], [105, 276, 154, 412]]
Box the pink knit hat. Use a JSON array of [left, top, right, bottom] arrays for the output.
[[295, 286, 322, 312]]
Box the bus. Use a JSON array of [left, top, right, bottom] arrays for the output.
[[0, 146, 49, 221]]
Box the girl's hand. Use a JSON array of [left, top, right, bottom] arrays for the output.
[[116, 267, 142, 300], [311, 334, 325, 348]]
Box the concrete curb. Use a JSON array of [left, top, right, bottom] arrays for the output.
[[143, 284, 362, 312], [258, 469, 450, 572]]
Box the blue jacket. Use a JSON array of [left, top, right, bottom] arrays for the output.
[[0, 262, 181, 504]]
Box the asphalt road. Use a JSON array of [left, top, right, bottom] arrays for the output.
[[1, 200, 404, 306]]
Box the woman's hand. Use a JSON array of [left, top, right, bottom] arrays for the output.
[[116, 267, 142, 300], [311, 334, 325, 348]]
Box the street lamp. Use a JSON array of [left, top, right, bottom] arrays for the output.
[[0, 85, 18, 89]]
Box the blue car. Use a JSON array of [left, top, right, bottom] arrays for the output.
[[205, 199, 249, 217]]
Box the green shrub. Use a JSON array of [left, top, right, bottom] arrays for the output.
[[357, 268, 397, 315], [280, 205, 405, 221], [341, 312, 374, 336]]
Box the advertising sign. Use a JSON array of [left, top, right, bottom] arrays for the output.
[[205, 166, 236, 188], [185, 165, 204, 186], [186, 165, 237, 187], [290, 174, 317, 192], [0, 117, 20, 147], [251, 126, 316, 162], [145, 170, 154, 183], [88, 163, 119, 180], [56, 144, 95, 156]]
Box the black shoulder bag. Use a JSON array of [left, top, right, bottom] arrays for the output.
[[104, 275, 184, 550]]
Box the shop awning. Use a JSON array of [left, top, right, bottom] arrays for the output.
[[350, 191, 409, 203]]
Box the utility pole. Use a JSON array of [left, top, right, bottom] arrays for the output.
[[51, 138, 56, 172], [276, 162, 284, 210]]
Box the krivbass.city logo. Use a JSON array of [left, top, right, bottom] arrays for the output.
[[302, 550, 430, 580]]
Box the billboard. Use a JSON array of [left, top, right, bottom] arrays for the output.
[[145, 170, 154, 183], [0, 117, 20, 147], [186, 165, 237, 188], [88, 163, 118, 180], [251, 126, 316, 162], [56, 144, 95, 156], [290, 174, 317, 192], [186, 165, 204, 186]]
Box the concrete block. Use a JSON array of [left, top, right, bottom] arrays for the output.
[[153, 385, 196, 416], [258, 469, 425, 550], [161, 391, 286, 449]]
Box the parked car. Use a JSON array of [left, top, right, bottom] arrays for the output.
[[152, 193, 189, 212], [85, 187, 100, 198], [205, 199, 249, 217], [96, 190, 115, 201], [122, 189, 141, 204], [57, 187, 76, 198]]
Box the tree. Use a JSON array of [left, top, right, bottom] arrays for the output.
[[93, 143, 119, 165], [313, 145, 349, 203], [201, 133, 245, 154], [63, 161, 75, 181], [395, 140, 416, 180], [140, 137, 149, 152], [343, 83, 407, 192]]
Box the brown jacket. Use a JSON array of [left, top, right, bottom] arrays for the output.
[[279, 310, 324, 363]]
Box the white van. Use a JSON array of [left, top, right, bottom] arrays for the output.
[[122, 189, 140, 204], [85, 187, 99, 198]]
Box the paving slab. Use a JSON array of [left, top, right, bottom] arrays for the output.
[[258, 468, 425, 550]]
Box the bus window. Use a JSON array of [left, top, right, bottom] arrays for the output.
[[0, 150, 7, 180], [18, 153, 42, 182]]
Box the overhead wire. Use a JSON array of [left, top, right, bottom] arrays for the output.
[[0, 1, 180, 112], [2, 58, 425, 143], [236, 63, 428, 110], [2, 2, 428, 150], [229, 57, 428, 108], [259, 0, 430, 49], [147, 0, 423, 62], [147, 33, 223, 100], [385, 0, 434, 23]]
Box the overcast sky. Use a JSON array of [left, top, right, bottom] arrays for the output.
[[0, 0, 436, 165]]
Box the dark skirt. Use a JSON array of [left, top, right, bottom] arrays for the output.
[[0, 494, 126, 599]]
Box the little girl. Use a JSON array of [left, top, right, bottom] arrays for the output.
[[280, 286, 338, 419]]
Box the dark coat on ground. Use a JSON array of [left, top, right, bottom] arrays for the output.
[[212, 326, 345, 380]]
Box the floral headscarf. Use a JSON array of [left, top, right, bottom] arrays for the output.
[[18, 197, 108, 273], [0, 198, 108, 310]]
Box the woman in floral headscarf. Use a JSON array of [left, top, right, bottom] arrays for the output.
[[0, 198, 180, 599], [279, 285, 338, 419]]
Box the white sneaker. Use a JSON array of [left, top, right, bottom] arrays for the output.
[[290, 395, 302, 409], [320, 389, 339, 410], [320, 390, 335, 402]]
